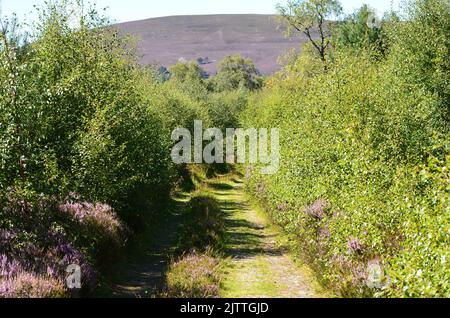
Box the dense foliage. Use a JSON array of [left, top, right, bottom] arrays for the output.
[[0, 0, 253, 297], [242, 0, 449, 297], [1, 0, 447, 299], [333, 4, 390, 57], [210, 55, 263, 92], [277, 0, 342, 62]]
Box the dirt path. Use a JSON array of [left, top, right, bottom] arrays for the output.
[[102, 173, 326, 298], [104, 193, 189, 298], [212, 177, 326, 298]]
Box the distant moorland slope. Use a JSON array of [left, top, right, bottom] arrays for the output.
[[115, 14, 309, 75]]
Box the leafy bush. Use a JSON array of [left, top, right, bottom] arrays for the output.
[[179, 192, 225, 251], [207, 90, 249, 130], [0, 0, 209, 296], [242, 0, 449, 298], [169, 61, 207, 83], [211, 55, 263, 92], [333, 4, 390, 57], [71, 87, 174, 227]]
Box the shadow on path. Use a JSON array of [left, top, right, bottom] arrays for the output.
[[214, 178, 325, 298], [103, 195, 188, 298]]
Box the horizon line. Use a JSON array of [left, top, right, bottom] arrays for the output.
[[114, 13, 277, 25]]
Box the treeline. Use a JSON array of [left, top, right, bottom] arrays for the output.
[[0, 1, 256, 297], [242, 0, 449, 297]]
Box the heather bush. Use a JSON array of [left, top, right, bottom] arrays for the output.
[[59, 201, 129, 262], [165, 251, 221, 298], [241, 0, 449, 297], [0, 194, 106, 296], [1, 254, 68, 299], [0, 271, 67, 298]]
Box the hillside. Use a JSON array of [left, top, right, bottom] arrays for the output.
[[115, 14, 309, 75]]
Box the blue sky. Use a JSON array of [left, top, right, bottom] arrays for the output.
[[1, 0, 401, 24]]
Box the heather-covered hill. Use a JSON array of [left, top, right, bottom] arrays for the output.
[[115, 14, 309, 74]]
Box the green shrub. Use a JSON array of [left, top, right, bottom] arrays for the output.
[[211, 55, 263, 92], [179, 192, 225, 251], [0, 0, 212, 230], [0, 0, 215, 296], [241, 0, 449, 298], [72, 86, 173, 227], [207, 90, 249, 130]]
